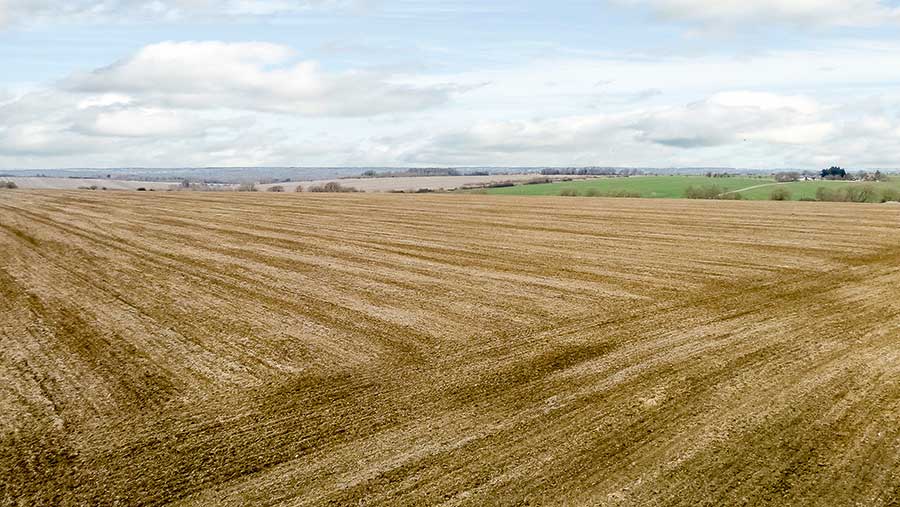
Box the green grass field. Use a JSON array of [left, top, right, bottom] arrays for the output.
[[481, 175, 900, 201], [482, 176, 772, 198], [735, 179, 900, 201]]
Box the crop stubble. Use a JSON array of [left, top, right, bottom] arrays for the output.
[[1, 191, 899, 505]]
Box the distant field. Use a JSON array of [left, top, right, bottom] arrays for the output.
[[482, 175, 900, 201], [257, 174, 586, 193], [3, 191, 900, 505], [736, 179, 900, 201], [1, 174, 584, 193], [0, 177, 176, 191], [482, 175, 772, 198]]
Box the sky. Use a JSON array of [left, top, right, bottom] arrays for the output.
[[2, 1, 900, 169]]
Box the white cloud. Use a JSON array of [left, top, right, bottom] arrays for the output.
[[707, 92, 819, 115], [400, 115, 628, 162], [66, 41, 455, 116], [77, 107, 215, 138], [0, 87, 238, 159], [634, 92, 829, 148], [618, 0, 900, 28], [3, 39, 900, 169], [387, 89, 900, 168], [0, 40, 456, 167], [3, 84, 900, 168], [0, 0, 362, 27]]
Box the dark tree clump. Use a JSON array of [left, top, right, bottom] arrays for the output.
[[820, 167, 847, 180]]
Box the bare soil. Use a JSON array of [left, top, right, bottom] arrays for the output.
[[2, 191, 899, 506], [0, 177, 176, 191]]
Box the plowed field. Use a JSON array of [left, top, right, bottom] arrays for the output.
[[2, 191, 900, 506]]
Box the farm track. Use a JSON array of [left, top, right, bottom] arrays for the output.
[[1, 191, 900, 505]]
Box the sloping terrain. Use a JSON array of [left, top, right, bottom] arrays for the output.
[[482, 175, 768, 197], [0, 177, 176, 191], [483, 175, 900, 201], [256, 174, 584, 192], [1, 191, 899, 506]]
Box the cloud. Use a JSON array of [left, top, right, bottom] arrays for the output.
[[618, 0, 900, 28], [401, 115, 628, 162], [389, 90, 897, 168], [634, 92, 830, 147], [0, 40, 457, 167], [0, 0, 365, 27], [65, 41, 455, 116], [3, 85, 900, 168], [3, 37, 900, 169], [0, 87, 238, 158], [74, 107, 221, 138]]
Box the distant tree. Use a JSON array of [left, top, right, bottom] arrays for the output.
[[181, 179, 191, 188], [308, 182, 359, 193], [769, 187, 792, 201], [774, 172, 800, 183], [684, 184, 736, 199], [685, 185, 713, 199], [814, 185, 876, 203], [294, 185, 304, 192], [541, 167, 620, 176], [821, 167, 847, 180], [1, 181, 17, 189], [267, 185, 284, 192]]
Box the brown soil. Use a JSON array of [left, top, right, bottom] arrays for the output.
[[2, 191, 899, 506]]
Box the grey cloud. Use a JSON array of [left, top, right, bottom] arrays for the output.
[[651, 136, 725, 148]]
